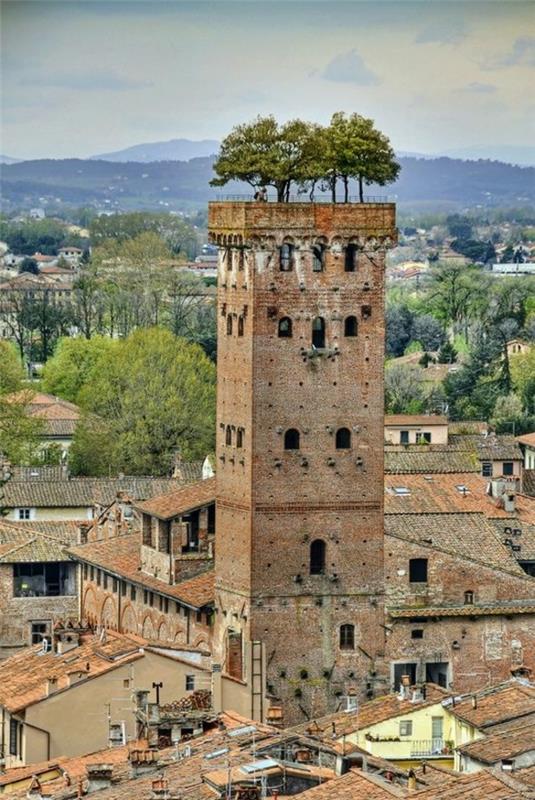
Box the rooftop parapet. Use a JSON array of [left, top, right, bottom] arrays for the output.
[[208, 200, 397, 246]]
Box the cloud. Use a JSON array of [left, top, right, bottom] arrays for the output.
[[482, 36, 535, 69], [321, 49, 379, 85], [21, 70, 152, 91], [457, 82, 497, 94], [415, 19, 468, 45]]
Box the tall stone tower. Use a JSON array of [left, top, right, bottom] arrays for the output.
[[209, 201, 397, 723]]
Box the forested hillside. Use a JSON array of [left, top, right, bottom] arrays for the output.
[[2, 155, 533, 212]]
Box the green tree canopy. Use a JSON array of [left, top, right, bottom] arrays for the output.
[[69, 328, 216, 476], [41, 336, 116, 403], [211, 113, 399, 202], [0, 342, 25, 394]]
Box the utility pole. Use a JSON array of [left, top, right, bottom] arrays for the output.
[[152, 681, 163, 704]]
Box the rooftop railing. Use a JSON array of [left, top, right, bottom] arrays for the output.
[[214, 194, 391, 204]]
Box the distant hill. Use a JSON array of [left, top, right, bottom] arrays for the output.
[[0, 154, 20, 165], [1, 155, 534, 212], [91, 138, 220, 163]]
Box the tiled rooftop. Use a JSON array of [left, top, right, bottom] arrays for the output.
[[67, 534, 214, 608], [385, 512, 529, 576], [384, 473, 535, 524], [295, 769, 405, 798], [457, 719, 535, 764], [0, 630, 145, 712], [136, 477, 216, 520], [411, 770, 531, 799], [385, 415, 448, 427], [0, 519, 76, 562], [447, 682, 535, 730], [3, 476, 186, 509], [289, 684, 449, 741]]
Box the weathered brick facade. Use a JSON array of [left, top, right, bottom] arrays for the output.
[[209, 201, 397, 722]]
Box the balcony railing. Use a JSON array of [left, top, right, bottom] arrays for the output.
[[411, 739, 449, 757], [214, 194, 391, 204]]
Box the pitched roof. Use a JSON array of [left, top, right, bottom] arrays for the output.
[[0, 518, 77, 562], [448, 682, 535, 730], [390, 602, 535, 619], [385, 512, 529, 577], [289, 685, 449, 740], [385, 415, 448, 427], [385, 450, 479, 474], [2, 476, 185, 509], [67, 534, 214, 608], [136, 477, 216, 520], [457, 720, 535, 764], [517, 433, 535, 448], [384, 473, 535, 524], [411, 770, 531, 799], [0, 630, 145, 712], [296, 769, 404, 798]]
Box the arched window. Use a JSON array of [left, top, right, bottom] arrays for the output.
[[345, 244, 358, 272], [340, 624, 355, 650], [310, 540, 326, 575], [225, 426, 232, 446], [336, 428, 351, 449], [226, 315, 233, 335], [284, 428, 300, 450], [238, 316, 244, 337], [236, 428, 244, 448], [226, 247, 233, 270], [312, 243, 325, 272], [312, 317, 325, 349], [278, 317, 292, 338], [464, 590, 474, 605], [344, 316, 358, 337], [280, 243, 295, 272]]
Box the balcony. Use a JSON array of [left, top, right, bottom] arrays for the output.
[[411, 739, 450, 757]]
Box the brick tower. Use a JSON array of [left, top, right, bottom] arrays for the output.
[[209, 201, 397, 723]]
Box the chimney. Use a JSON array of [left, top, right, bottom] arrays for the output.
[[151, 777, 170, 799], [86, 764, 113, 793], [471, 695, 477, 709], [400, 674, 411, 700], [408, 769, 417, 791], [503, 493, 516, 513], [56, 631, 80, 655], [46, 677, 59, 697], [129, 749, 159, 779], [78, 523, 91, 545]]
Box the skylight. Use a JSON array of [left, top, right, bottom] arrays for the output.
[[394, 487, 411, 496]]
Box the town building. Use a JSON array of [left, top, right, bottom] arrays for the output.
[[208, 200, 397, 724], [0, 628, 210, 767]]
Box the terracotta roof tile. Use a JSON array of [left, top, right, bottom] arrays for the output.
[[67, 534, 214, 608], [0, 630, 145, 712], [518, 433, 535, 448], [385, 415, 448, 426], [289, 685, 449, 740], [447, 682, 535, 730], [136, 478, 216, 520], [384, 473, 535, 524], [3, 476, 186, 509], [412, 770, 530, 799], [385, 512, 529, 576], [457, 720, 535, 764]]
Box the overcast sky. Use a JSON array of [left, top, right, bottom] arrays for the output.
[[1, 0, 534, 160]]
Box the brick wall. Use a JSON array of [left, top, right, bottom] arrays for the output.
[[0, 563, 78, 658], [209, 201, 397, 722]]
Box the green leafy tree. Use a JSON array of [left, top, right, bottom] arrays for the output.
[[324, 112, 400, 202], [41, 336, 116, 403], [491, 393, 525, 434], [71, 328, 216, 475], [0, 342, 25, 394], [0, 391, 45, 465], [385, 364, 425, 414]]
